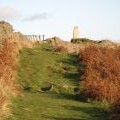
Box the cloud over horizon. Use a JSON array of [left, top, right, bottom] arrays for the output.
[[0, 6, 21, 20], [23, 13, 50, 21]]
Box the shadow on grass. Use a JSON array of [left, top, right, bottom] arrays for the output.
[[44, 53, 87, 101], [40, 90, 110, 120], [44, 115, 85, 120], [63, 72, 81, 85], [60, 54, 80, 67], [62, 105, 110, 116], [42, 91, 88, 103], [53, 53, 85, 86], [42, 104, 110, 120]]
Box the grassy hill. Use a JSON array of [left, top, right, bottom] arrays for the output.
[[6, 44, 110, 120]]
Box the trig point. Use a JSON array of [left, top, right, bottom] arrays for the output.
[[73, 26, 80, 39]]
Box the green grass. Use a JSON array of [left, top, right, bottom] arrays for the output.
[[6, 44, 111, 120]]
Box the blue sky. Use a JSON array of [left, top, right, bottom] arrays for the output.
[[0, 0, 120, 41]]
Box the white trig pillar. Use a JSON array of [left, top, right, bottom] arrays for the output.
[[73, 26, 80, 39]]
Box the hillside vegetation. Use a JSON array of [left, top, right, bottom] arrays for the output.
[[79, 45, 120, 120], [6, 44, 110, 120]]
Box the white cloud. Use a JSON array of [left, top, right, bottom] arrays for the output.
[[23, 13, 50, 21], [0, 6, 21, 20]]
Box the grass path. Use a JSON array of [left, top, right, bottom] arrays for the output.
[[6, 44, 110, 120]]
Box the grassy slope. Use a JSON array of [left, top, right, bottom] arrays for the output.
[[6, 44, 110, 120]]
